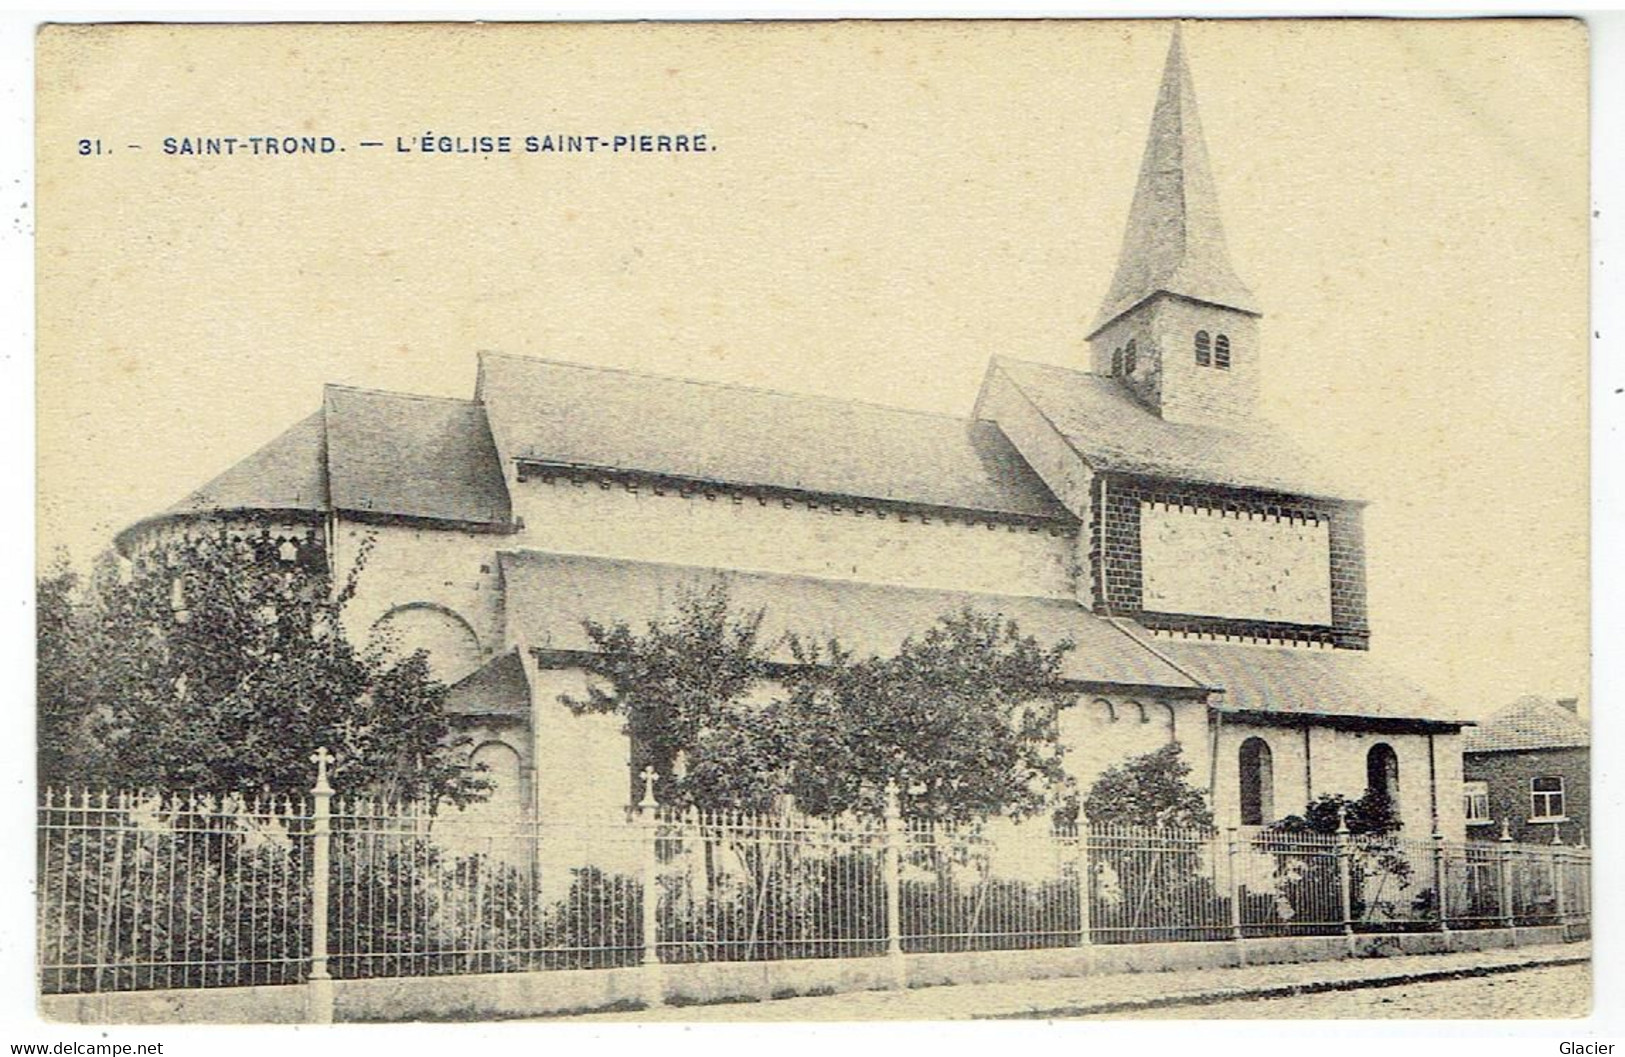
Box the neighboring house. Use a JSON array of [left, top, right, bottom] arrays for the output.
[[1463, 696, 1590, 845], [115, 29, 1474, 836]]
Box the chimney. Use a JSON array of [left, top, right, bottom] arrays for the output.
[[1555, 697, 1579, 714]]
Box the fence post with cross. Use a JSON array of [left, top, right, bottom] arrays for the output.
[[1335, 803, 1355, 952], [306, 747, 335, 1024], [882, 780, 906, 990], [637, 766, 665, 1007], [1075, 810, 1093, 951]]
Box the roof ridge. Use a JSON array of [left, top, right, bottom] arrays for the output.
[[324, 382, 477, 408], [478, 349, 980, 427], [1103, 617, 1216, 691]]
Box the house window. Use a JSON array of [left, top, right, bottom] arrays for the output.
[[1530, 776, 1565, 821], [1195, 331, 1211, 366], [1463, 780, 1491, 825], [1124, 339, 1137, 375], [1214, 334, 1231, 369], [1239, 736, 1274, 826]]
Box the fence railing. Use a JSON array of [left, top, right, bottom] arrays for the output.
[[38, 761, 1592, 999]]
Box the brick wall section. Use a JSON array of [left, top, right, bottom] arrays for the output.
[[1463, 747, 1591, 845], [1327, 503, 1369, 640], [1095, 473, 1369, 649]]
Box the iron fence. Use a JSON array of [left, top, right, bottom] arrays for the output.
[[38, 770, 1593, 997], [37, 789, 311, 995]]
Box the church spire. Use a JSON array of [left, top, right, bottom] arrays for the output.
[[1090, 25, 1259, 336]]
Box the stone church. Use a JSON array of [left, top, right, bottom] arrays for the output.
[[117, 29, 1471, 838]]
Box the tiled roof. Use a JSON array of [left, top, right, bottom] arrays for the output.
[[476, 352, 1071, 521], [445, 649, 530, 718], [498, 550, 1198, 691], [1464, 696, 1590, 753], [993, 358, 1353, 500], [323, 385, 511, 527], [1119, 631, 1467, 726], [162, 411, 329, 518]]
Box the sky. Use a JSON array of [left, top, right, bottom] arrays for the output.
[[33, 18, 1590, 720]]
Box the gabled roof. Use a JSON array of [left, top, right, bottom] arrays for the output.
[[498, 549, 1199, 692], [991, 357, 1352, 500], [476, 351, 1071, 522], [1120, 631, 1467, 727], [1092, 26, 1258, 335], [1464, 696, 1590, 753], [162, 410, 329, 518], [323, 385, 511, 527]]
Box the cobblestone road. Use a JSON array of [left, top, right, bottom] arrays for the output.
[[1082, 963, 1592, 1020]]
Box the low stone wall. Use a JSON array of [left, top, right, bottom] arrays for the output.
[[38, 925, 1578, 1024]]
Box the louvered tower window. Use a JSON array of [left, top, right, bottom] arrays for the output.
[[1112, 347, 1123, 375], [1124, 339, 1137, 375], [1195, 331, 1211, 366], [1215, 334, 1231, 370]]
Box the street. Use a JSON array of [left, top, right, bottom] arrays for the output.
[[1082, 964, 1592, 1020]]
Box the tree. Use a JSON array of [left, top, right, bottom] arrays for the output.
[[36, 525, 487, 804], [1083, 743, 1213, 830], [563, 582, 775, 808], [778, 609, 1076, 822], [566, 591, 1078, 822], [1268, 789, 1413, 927], [1270, 790, 1401, 837], [36, 557, 101, 785]]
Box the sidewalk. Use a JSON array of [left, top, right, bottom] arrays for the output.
[[555, 941, 1590, 1021]]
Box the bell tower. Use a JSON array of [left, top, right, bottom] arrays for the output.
[[1087, 26, 1262, 430]]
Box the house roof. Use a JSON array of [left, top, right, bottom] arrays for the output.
[[476, 351, 1071, 521], [1464, 696, 1590, 753], [323, 385, 511, 527], [992, 357, 1353, 500], [497, 549, 1199, 691], [1092, 27, 1259, 335], [1117, 630, 1468, 726]]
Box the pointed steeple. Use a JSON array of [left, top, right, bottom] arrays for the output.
[[1090, 25, 1259, 336]]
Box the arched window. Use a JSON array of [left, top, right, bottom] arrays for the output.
[[1366, 743, 1400, 814], [1214, 334, 1231, 370], [1239, 737, 1274, 826], [1195, 331, 1211, 366], [1112, 347, 1123, 375], [371, 603, 482, 684], [1124, 339, 1137, 376], [472, 741, 524, 815]]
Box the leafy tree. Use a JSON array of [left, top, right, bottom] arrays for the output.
[[1267, 789, 1413, 927], [36, 557, 102, 786], [1083, 742, 1213, 830], [778, 609, 1076, 822], [1270, 789, 1401, 837], [36, 525, 486, 804], [567, 590, 1077, 822], [562, 582, 775, 808]]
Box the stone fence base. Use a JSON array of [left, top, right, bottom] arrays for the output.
[[40, 925, 1576, 1024]]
